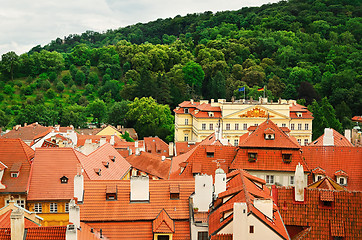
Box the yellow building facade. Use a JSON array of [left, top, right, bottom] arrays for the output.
[[174, 98, 313, 146], [27, 201, 70, 226]]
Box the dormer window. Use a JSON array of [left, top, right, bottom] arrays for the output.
[[109, 156, 116, 162], [248, 152, 257, 162], [60, 176, 68, 184], [265, 134, 275, 140], [11, 172, 19, 178], [106, 185, 117, 200], [315, 175, 324, 182], [282, 153, 292, 163], [297, 112, 302, 117], [94, 168, 102, 176], [103, 161, 109, 168], [264, 128, 275, 140], [208, 112, 214, 117], [170, 184, 180, 200], [184, 108, 189, 114], [337, 176, 347, 186]]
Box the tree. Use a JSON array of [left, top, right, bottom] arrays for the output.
[[75, 70, 86, 86], [56, 81, 65, 92], [121, 131, 135, 142], [0, 110, 10, 128], [107, 101, 130, 127], [126, 97, 174, 142], [87, 99, 106, 127], [210, 71, 226, 99], [1, 51, 19, 80], [183, 61, 205, 94], [60, 105, 87, 128]]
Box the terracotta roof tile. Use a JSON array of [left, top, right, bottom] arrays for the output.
[[211, 234, 233, 240], [0, 139, 34, 193], [352, 116, 362, 122], [0, 210, 39, 228], [310, 128, 353, 147], [76, 134, 126, 148], [308, 176, 346, 191], [126, 151, 171, 179], [289, 104, 314, 119], [174, 142, 198, 156], [25, 226, 67, 240], [144, 137, 169, 157], [153, 209, 174, 233], [2, 123, 51, 142]]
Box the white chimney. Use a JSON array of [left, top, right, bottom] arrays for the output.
[[168, 142, 174, 156], [253, 198, 273, 219], [100, 137, 107, 146], [85, 139, 92, 144], [190, 99, 194, 105], [194, 174, 213, 212], [110, 135, 115, 146], [233, 202, 248, 240], [0, 163, 7, 189], [294, 163, 305, 202], [11, 208, 25, 240], [344, 129, 351, 143], [66, 224, 77, 240], [135, 141, 139, 148], [161, 156, 166, 161], [323, 128, 334, 146], [69, 199, 80, 227], [130, 176, 149, 201], [74, 173, 84, 203], [214, 168, 226, 197]]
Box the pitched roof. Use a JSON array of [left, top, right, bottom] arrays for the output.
[[2, 123, 51, 142], [0, 139, 34, 193], [144, 137, 169, 157], [174, 142, 198, 156], [80, 179, 194, 222], [302, 146, 362, 191], [0, 210, 39, 228], [75, 143, 131, 180], [310, 128, 353, 147], [209, 170, 289, 240], [27, 148, 89, 201], [114, 140, 144, 158], [276, 187, 362, 239], [289, 104, 313, 119], [211, 234, 232, 240], [308, 176, 347, 191], [153, 209, 174, 233], [0, 226, 67, 240], [238, 120, 301, 149], [76, 134, 125, 147], [352, 116, 362, 122], [126, 151, 171, 179]]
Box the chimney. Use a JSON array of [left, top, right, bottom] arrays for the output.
[[294, 163, 305, 202], [11, 208, 25, 240], [194, 174, 213, 212], [168, 142, 174, 156], [110, 134, 115, 146], [74, 173, 84, 203], [130, 176, 149, 201], [190, 99, 194, 105], [271, 185, 278, 206], [323, 128, 334, 146], [233, 202, 248, 240], [66, 224, 77, 240], [24, 123, 27, 127], [100, 137, 107, 146], [253, 198, 273, 219], [85, 139, 92, 144], [135, 140, 138, 148], [69, 199, 80, 227], [161, 156, 166, 161], [344, 129, 351, 143], [214, 168, 226, 197]]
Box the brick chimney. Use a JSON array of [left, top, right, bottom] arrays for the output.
[[11, 208, 24, 240]]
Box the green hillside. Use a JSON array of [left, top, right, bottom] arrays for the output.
[[0, 0, 361, 141]]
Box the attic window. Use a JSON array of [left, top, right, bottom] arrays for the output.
[[184, 108, 189, 113], [109, 156, 116, 162], [297, 112, 302, 117], [282, 154, 292, 163], [106, 185, 117, 200], [248, 152, 257, 162], [337, 177, 347, 186], [94, 168, 102, 176], [170, 184, 180, 200], [265, 134, 275, 140], [11, 172, 19, 178], [207, 152, 214, 158], [60, 176, 68, 184], [103, 161, 110, 168], [320, 191, 334, 208], [208, 112, 214, 117]]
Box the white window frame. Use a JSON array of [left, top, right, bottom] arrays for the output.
[[304, 139, 308, 146], [16, 200, 25, 208], [266, 175, 274, 184], [184, 135, 189, 142], [234, 139, 239, 146], [34, 203, 42, 213], [298, 124, 302, 130], [11, 172, 19, 178], [297, 139, 301, 145], [50, 203, 58, 213], [184, 108, 189, 114], [305, 123, 309, 130], [290, 176, 294, 185], [282, 123, 286, 127], [235, 123, 239, 130]]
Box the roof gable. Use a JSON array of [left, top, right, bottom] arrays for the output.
[[310, 128, 353, 147], [153, 209, 174, 233], [223, 105, 289, 119]]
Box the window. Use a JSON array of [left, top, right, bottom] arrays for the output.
[[198, 232, 208, 240], [157, 235, 170, 240], [304, 139, 309, 146], [234, 139, 239, 146], [185, 119, 189, 125], [317, 175, 323, 181], [202, 124, 206, 130], [184, 108, 189, 114], [298, 124, 302, 130], [226, 124, 230, 130], [291, 124, 295, 130], [60, 176, 68, 184], [209, 123, 213, 130], [207, 152, 214, 158], [266, 175, 274, 184], [243, 123, 248, 130], [34, 203, 42, 213], [297, 139, 301, 145], [50, 203, 58, 213], [11, 172, 18, 178], [290, 176, 294, 185], [339, 178, 345, 185], [235, 123, 239, 130], [282, 154, 292, 163], [65, 202, 69, 212], [249, 225, 254, 233], [305, 123, 309, 130], [16, 200, 25, 208], [184, 135, 189, 142], [282, 123, 286, 127], [248, 153, 257, 162]]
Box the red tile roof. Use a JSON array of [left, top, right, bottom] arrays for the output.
[[0, 210, 39, 228], [126, 151, 171, 179], [0, 139, 34, 193], [209, 170, 289, 239], [144, 137, 169, 157], [153, 209, 174, 233], [308, 176, 346, 191], [27, 148, 89, 201], [352, 116, 362, 122], [211, 234, 232, 240], [276, 187, 362, 239], [310, 128, 353, 147], [174, 142, 198, 156], [80, 179, 194, 222], [0, 226, 67, 240], [75, 143, 131, 180], [76, 134, 126, 147], [302, 146, 362, 191], [239, 120, 300, 149], [2, 123, 51, 142], [289, 104, 314, 119]]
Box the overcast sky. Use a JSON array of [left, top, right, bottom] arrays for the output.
[[0, 0, 279, 56]]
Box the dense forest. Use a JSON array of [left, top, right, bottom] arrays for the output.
[[0, 0, 361, 141]]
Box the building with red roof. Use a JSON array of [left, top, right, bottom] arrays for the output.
[[0, 139, 34, 209], [76, 134, 126, 155], [174, 98, 313, 147], [144, 137, 170, 157], [209, 170, 289, 240], [79, 177, 195, 240], [2, 123, 52, 146], [309, 128, 353, 147]]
